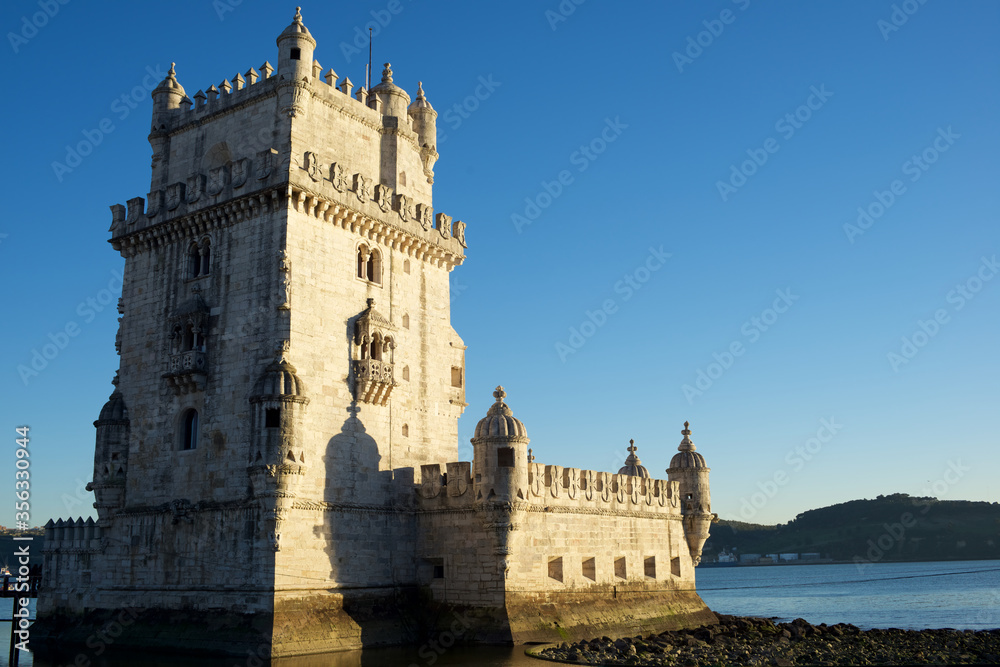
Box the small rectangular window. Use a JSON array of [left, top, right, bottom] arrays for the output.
[[548, 557, 563, 583], [433, 564, 444, 579], [290, 48, 301, 60], [265, 408, 281, 428], [451, 367, 463, 388], [614, 557, 627, 580], [497, 447, 514, 468], [644, 556, 656, 579], [582, 557, 596, 581]]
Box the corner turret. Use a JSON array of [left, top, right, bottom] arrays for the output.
[[407, 82, 439, 183], [86, 375, 130, 526], [471, 386, 529, 503], [371, 63, 411, 118], [666, 421, 717, 565], [151, 63, 187, 120], [276, 7, 316, 82]]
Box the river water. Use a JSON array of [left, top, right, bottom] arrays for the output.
[[10, 559, 999, 666]]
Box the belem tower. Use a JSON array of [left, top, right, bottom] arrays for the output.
[[35, 8, 718, 657]]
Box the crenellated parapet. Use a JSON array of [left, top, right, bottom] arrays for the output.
[[42, 518, 103, 554]]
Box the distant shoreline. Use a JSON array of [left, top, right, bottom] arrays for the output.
[[697, 556, 999, 568]]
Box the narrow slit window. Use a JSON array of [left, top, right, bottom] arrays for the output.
[[265, 408, 281, 428]]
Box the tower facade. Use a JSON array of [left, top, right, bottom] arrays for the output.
[[36, 9, 716, 657]]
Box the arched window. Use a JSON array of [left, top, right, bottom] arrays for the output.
[[356, 244, 382, 284], [181, 409, 199, 450], [402, 424, 409, 437], [371, 333, 383, 361], [402, 365, 409, 381], [367, 249, 381, 284], [189, 245, 201, 277], [200, 240, 211, 275], [357, 246, 368, 279], [402, 314, 410, 329], [403, 259, 411, 275], [188, 239, 211, 277], [183, 324, 195, 351]]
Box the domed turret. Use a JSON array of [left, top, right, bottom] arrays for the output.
[[471, 386, 529, 503], [90, 378, 130, 524], [618, 439, 650, 478], [253, 357, 306, 398], [371, 63, 411, 118], [276, 7, 316, 81], [407, 81, 437, 149], [667, 421, 716, 566], [151, 63, 187, 115], [248, 346, 310, 552]]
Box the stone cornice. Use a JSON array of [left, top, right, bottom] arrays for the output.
[[288, 181, 465, 270], [110, 186, 284, 257]]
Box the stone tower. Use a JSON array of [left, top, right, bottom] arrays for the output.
[[38, 7, 469, 656], [37, 9, 718, 658]]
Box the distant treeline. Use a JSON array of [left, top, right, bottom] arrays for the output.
[[705, 494, 1000, 563]]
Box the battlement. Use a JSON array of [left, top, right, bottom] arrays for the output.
[[42, 517, 103, 553], [154, 60, 398, 131], [416, 459, 682, 517]]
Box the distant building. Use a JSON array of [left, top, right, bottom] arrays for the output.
[[779, 553, 799, 562], [801, 552, 822, 560], [740, 553, 761, 564]]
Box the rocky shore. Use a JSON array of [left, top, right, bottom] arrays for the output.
[[532, 615, 1000, 666]]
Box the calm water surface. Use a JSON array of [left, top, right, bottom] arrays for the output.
[[10, 559, 998, 666]]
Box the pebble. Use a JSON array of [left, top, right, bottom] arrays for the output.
[[536, 614, 999, 666]]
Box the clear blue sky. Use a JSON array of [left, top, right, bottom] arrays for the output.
[[2, 1, 997, 527]]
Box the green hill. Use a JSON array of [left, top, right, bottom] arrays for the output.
[[703, 494, 1000, 564]]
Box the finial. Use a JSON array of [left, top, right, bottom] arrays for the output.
[[276, 339, 290, 363], [627, 439, 637, 455], [293, 6, 302, 23], [528, 448, 535, 463], [684, 421, 690, 429], [366, 297, 375, 308], [416, 81, 426, 100], [493, 386, 506, 403], [168, 62, 177, 78], [382, 63, 393, 84]]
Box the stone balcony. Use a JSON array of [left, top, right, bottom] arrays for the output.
[[353, 358, 395, 406], [163, 350, 207, 394]]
